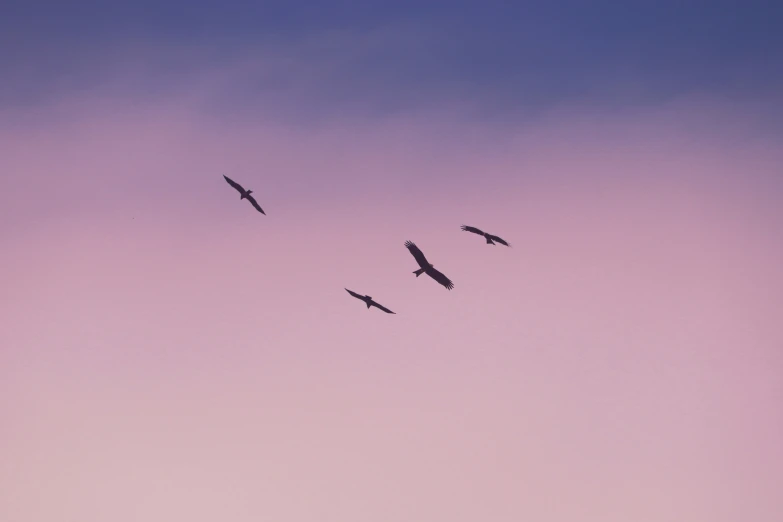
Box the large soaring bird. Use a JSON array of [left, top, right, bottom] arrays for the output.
[[345, 289, 396, 314], [460, 225, 510, 246], [223, 175, 266, 215], [404, 240, 454, 290]]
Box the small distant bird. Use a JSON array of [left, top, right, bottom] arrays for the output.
[[405, 240, 454, 290], [345, 288, 396, 314], [223, 175, 266, 215], [460, 225, 510, 246]]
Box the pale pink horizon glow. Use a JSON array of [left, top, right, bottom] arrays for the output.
[[1, 94, 782, 522]]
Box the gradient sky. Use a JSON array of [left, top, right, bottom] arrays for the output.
[[2, 2, 782, 522]]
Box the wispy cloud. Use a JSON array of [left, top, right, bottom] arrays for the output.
[[3, 2, 782, 117]]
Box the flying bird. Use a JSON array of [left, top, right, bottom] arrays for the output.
[[345, 288, 396, 314], [460, 225, 510, 246], [404, 240, 454, 290], [223, 175, 266, 215]]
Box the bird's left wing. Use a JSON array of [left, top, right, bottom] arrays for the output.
[[461, 225, 485, 235], [223, 175, 245, 193], [345, 288, 364, 300], [405, 240, 429, 268]]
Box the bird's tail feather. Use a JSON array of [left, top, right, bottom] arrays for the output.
[[486, 236, 495, 244], [413, 268, 426, 277]]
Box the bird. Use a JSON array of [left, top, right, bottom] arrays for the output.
[[460, 225, 510, 246], [345, 288, 396, 314], [223, 175, 266, 215], [404, 240, 454, 290]]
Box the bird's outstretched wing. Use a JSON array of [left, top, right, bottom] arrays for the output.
[[370, 300, 396, 314], [427, 267, 454, 290], [405, 240, 430, 268], [487, 234, 510, 246], [223, 175, 245, 193], [461, 225, 485, 236], [246, 194, 266, 215], [345, 288, 364, 300]]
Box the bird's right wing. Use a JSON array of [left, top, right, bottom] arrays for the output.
[[223, 175, 245, 193], [345, 288, 364, 300], [246, 195, 266, 215], [370, 301, 396, 314], [427, 267, 455, 290], [487, 234, 510, 246], [461, 225, 484, 235], [405, 240, 429, 268]]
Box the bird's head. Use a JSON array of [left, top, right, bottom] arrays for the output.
[[246, 189, 253, 194], [366, 296, 372, 300]]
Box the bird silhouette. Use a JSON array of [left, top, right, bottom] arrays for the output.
[[223, 175, 266, 215], [460, 225, 510, 246], [404, 240, 454, 290], [345, 289, 396, 314]]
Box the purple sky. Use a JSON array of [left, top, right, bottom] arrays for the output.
[[2, 3, 782, 521]]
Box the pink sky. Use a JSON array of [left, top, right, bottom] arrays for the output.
[[1, 94, 782, 521]]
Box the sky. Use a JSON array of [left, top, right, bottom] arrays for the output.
[[1, 2, 782, 522]]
